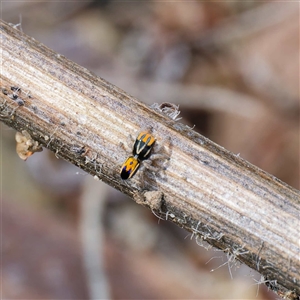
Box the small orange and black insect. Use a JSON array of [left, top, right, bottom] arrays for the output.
[[120, 131, 160, 180]]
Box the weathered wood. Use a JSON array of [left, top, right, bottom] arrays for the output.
[[0, 19, 299, 298]]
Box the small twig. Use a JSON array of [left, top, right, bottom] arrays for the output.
[[79, 177, 110, 299]]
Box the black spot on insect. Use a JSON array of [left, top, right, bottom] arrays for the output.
[[120, 168, 131, 180]]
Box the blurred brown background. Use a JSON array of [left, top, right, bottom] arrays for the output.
[[1, 1, 299, 299]]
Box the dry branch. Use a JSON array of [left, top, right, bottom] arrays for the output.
[[0, 20, 299, 298]]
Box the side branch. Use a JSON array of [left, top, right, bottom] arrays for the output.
[[0, 20, 299, 298]]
